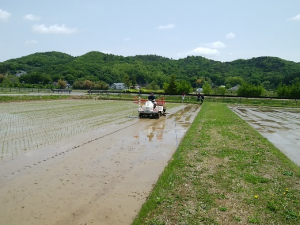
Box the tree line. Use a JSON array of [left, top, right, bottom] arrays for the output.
[[0, 51, 300, 97], [276, 83, 300, 99]]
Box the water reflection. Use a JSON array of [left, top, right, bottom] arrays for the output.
[[146, 123, 165, 141]]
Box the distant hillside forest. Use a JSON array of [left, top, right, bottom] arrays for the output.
[[0, 51, 300, 96]]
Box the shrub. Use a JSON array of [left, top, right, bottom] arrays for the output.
[[218, 86, 227, 95], [276, 83, 290, 98], [203, 82, 212, 95], [237, 83, 265, 97], [72, 80, 108, 90], [57, 79, 67, 89], [277, 82, 300, 99]]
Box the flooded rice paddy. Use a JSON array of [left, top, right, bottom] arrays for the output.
[[0, 100, 138, 158], [230, 106, 300, 166], [0, 100, 200, 225]]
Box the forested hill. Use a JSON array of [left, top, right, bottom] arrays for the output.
[[1, 51, 300, 89]]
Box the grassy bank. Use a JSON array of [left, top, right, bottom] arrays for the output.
[[93, 93, 300, 107], [1, 92, 300, 108], [133, 102, 300, 224]]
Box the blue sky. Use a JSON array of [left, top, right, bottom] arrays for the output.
[[0, 0, 300, 62]]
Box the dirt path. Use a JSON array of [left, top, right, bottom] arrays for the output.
[[0, 104, 200, 225], [230, 106, 300, 166]]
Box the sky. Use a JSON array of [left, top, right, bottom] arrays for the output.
[[0, 0, 300, 63]]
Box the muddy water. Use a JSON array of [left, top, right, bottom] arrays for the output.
[[230, 106, 300, 166], [0, 104, 200, 225]]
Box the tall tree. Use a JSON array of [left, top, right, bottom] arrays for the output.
[[196, 78, 203, 87], [166, 74, 177, 94], [57, 79, 67, 89], [203, 82, 212, 95], [122, 74, 131, 88], [0, 74, 4, 83], [147, 81, 160, 90], [176, 80, 193, 94], [131, 75, 137, 88]]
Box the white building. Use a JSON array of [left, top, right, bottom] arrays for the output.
[[110, 83, 127, 90], [15, 70, 27, 77], [228, 84, 240, 91], [196, 88, 203, 93]]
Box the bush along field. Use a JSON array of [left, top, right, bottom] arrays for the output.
[[133, 102, 300, 225]]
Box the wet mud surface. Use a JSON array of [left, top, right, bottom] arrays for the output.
[[230, 106, 300, 166], [0, 103, 200, 225]]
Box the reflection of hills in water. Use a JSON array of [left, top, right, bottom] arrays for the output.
[[147, 123, 165, 141], [137, 105, 200, 143], [167, 105, 197, 128]]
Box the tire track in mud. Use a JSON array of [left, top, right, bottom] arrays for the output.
[[1, 121, 140, 180]]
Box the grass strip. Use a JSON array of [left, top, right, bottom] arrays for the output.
[[81, 94, 300, 107], [1, 92, 300, 108], [133, 102, 300, 225]]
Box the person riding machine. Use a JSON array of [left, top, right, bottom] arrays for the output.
[[148, 92, 157, 109], [138, 92, 165, 118]]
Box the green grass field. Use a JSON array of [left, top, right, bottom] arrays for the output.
[[133, 102, 300, 224]]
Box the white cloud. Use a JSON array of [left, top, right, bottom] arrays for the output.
[[0, 9, 11, 21], [191, 47, 220, 56], [158, 24, 175, 30], [206, 41, 226, 48], [288, 13, 300, 21], [178, 41, 225, 57], [32, 24, 77, 34], [226, 32, 236, 39], [178, 47, 220, 58], [124, 37, 131, 41], [25, 40, 38, 45], [24, 14, 40, 21]]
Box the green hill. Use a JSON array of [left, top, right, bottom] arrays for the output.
[[1, 51, 300, 90]]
